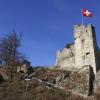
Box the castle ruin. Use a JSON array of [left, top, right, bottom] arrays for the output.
[[56, 24, 100, 75]]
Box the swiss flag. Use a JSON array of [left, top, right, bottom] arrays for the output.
[[82, 8, 92, 17]]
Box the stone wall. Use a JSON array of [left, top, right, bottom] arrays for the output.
[[74, 24, 97, 74], [56, 66, 89, 95], [17, 64, 29, 73], [56, 44, 75, 70]]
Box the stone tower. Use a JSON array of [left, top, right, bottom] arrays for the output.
[[74, 24, 97, 74]]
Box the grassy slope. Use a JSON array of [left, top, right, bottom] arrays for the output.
[[0, 67, 98, 100]]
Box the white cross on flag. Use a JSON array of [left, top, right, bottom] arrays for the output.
[[82, 8, 92, 17]]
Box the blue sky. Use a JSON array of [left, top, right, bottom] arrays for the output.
[[0, 0, 100, 66]]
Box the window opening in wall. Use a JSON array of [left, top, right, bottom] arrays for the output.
[[82, 39, 85, 43], [75, 37, 77, 40], [86, 52, 90, 58]]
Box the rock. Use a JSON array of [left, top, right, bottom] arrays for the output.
[[94, 70, 100, 94], [56, 76, 62, 83], [0, 68, 9, 80]]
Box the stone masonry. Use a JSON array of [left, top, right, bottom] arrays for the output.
[[56, 24, 100, 75]]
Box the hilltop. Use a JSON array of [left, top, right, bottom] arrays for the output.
[[0, 66, 100, 100]]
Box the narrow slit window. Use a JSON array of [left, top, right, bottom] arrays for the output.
[[86, 52, 90, 58]]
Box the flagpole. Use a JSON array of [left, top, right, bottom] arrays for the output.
[[82, 14, 83, 25], [81, 8, 84, 25]]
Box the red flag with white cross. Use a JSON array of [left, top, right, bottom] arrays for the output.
[[82, 8, 92, 17]]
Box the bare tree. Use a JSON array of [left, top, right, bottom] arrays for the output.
[[0, 31, 23, 66]]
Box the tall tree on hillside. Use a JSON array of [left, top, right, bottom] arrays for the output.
[[0, 32, 23, 66]]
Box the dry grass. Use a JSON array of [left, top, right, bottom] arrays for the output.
[[0, 67, 99, 100]]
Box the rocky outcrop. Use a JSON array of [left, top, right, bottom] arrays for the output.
[[0, 67, 12, 81], [0, 69, 9, 80], [56, 66, 89, 95]]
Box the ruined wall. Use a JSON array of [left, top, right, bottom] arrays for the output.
[[17, 64, 29, 73], [56, 44, 75, 70], [56, 66, 90, 95]]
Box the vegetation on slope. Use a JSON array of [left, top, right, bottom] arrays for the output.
[[0, 67, 92, 100]]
